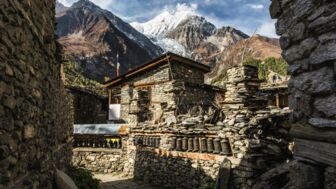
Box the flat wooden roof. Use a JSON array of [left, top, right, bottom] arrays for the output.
[[104, 52, 211, 88]]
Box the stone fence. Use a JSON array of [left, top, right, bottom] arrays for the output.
[[72, 148, 125, 174]]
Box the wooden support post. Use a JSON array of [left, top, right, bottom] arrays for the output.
[[275, 93, 280, 108], [108, 89, 112, 105]]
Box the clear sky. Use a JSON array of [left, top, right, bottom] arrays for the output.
[[59, 0, 278, 38]]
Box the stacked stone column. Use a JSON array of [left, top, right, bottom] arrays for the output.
[[268, 0, 336, 188], [222, 65, 267, 126]]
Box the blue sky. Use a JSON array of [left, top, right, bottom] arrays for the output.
[[59, 0, 278, 38]]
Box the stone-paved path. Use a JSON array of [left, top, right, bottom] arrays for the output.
[[94, 174, 158, 189]]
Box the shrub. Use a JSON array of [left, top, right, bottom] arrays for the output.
[[66, 166, 100, 189]]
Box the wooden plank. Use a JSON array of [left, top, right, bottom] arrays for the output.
[[108, 89, 112, 105], [293, 138, 336, 167], [275, 94, 280, 108], [290, 123, 336, 144], [134, 80, 170, 88]]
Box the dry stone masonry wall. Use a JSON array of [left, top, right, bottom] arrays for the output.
[[72, 148, 125, 174], [255, 0, 336, 188], [0, 1, 73, 188]]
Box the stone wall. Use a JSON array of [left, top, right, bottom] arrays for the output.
[[114, 62, 219, 125], [72, 148, 125, 174], [255, 0, 336, 188], [171, 60, 205, 84], [0, 1, 73, 188], [133, 149, 221, 189]]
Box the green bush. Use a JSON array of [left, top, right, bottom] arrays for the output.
[[63, 60, 106, 96], [244, 57, 288, 81], [200, 182, 216, 189], [66, 166, 100, 189]]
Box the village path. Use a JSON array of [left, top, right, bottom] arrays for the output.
[[94, 174, 159, 189]]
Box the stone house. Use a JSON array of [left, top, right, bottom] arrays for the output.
[[68, 86, 108, 124], [104, 52, 222, 125], [261, 85, 289, 108]]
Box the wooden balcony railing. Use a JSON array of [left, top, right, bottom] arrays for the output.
[[73, 134, 122, 149]]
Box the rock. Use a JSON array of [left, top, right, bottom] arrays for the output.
[[290, 22, 306, 41], [288, 66, 335, 94], [314, 94, 336, 117], [269, 0, 282, 19], [5, 65, 14, 76], [310, 41, 336, 65], [282, 38, 318, 63], [55, 169, 78, 189], [309, 11, 336, 34], [3, 96, 16, 109], [279, 34, 291, 49], [165, 115, 177, 126], [23, 125, 35, 139], [308, 118, 336, 128], [228, 119, 235, 126], [0, 146, 9, 160], [254, 160, 323, 189]]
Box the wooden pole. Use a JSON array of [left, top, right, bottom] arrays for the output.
[[108, 89, 112, 105], [275, 94, 280, 108]]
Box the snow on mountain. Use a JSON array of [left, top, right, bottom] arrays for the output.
[[131, 3, 198, 37], [56, 0, 68, 13], [129, 3, 248, 63], [150, 37, 191, 58]]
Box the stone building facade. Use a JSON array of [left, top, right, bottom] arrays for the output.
[[0, 1, 73, 188], [104, 52, 221, 125], [252, 0, 336, 188]]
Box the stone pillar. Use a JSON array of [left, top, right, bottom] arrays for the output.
[[269, 0, 336, 188], [222, 65, 267, 124]]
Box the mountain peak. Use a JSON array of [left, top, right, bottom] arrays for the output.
[[55, 1, 68, 13], [131, 3, 198, 37], [72, 0, 100, 11]]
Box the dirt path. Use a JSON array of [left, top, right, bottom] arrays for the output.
[[94, 174, 158, 189]]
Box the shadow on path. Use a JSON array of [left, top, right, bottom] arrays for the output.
[[94, 174, 159, 189]]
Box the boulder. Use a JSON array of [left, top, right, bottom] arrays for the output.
[[55, 169, 78, 189], [314, 94, 336, 117]]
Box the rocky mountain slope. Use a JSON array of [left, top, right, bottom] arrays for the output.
[[207, 34, 282, 82], [56, 0, 163, 82]]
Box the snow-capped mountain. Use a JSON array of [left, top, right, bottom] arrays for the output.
[[56, 0, 163, 82], [131, 4, 198, 37], [132, 5, 249, 67], [166, 16, 216, 51], [56, 1, 68, 13]]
